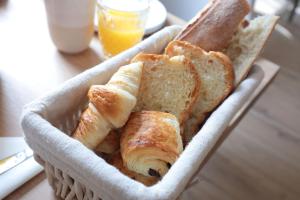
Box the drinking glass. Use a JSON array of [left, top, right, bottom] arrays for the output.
[[97, 0, 149, 58]]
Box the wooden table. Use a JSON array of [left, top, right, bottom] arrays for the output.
[[0, 0, 279, 199]]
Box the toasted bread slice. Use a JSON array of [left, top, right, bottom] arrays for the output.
[[166, 41, 234, 116], [175, 16, 278, 144], [131, 53, 200, 124], [166, 41, 234, 143], [165, 41, 234, 143], [225, 15, 279, 86]]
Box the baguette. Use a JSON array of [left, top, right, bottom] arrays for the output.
[[180, 16, 278, 143], [225, 15, 279, 86], [176, 0, 250, 51]]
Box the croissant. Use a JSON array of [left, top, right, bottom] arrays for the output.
[[120, 111, 183, 178], [88, 62, 143, 128], [73, 62, 143, 149], [107, 61, 143, 97], [73, 103, 111, 149], [88, 85, 136, 128], [108, 153, 158, 186], [95, 130, 120, 154]]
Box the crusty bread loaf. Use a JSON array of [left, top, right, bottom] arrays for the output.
[[120, 111, 183, 178], [165, 41, 234, 144], [225, 15, 279, 86], [179, 16, 278, 144], [176, 0, 250, 51], [131, 53, 200, 124]]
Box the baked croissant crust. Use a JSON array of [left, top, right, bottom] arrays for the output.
[[73, 103, 111, 149], [108, 153, 158, 186], [120, 111, 183, 178], [73, 62, 143, 149], [88, 62, 143, 128], [95, 130, 120, 154], [88, 85, 136, 128], [107, 61, 143, 97]]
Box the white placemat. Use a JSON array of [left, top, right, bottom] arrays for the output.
[[0, 137, 43, 199]]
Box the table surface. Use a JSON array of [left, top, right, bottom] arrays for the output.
[[0, 0, 279, 199]]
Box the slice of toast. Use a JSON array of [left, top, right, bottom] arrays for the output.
[[171, 15, 278, 144], [225, 15, 279, 86], [131, 53, 200, 125], [166, 41, 234, 116], [165, 41, 234, 143]]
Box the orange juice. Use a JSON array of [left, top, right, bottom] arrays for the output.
[[97, 0, 149, 57]]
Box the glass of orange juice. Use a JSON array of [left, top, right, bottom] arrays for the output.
[[97, 0, 149, 58]]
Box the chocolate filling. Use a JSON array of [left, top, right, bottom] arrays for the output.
[[148, 168, 161, 178], [167, 163, 171, 169]]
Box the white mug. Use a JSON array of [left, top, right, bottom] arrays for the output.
[[44, 0, 96, 54]]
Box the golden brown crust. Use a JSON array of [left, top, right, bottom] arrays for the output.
[[166, 40, 234, 114], [166, 40, 205, 59], [72, 103, 111, 149], [209, 51, 235, 105], [107, 62, 143, 97], [132, 53, 167, 63], [88, 86, 122, 120], [108, 153, 159, 186], [166, 40, 235, 143], [74, 63, 141, 149], [179, 56, 201, 125], [121, 111, 181, 156], [73, 107, 98, 139], [95, 130, 120, 154], [88, 85, 136, 128], [131, 53, 200, 125], [120, 111, 183, 177], [176, 0, 250, 51]]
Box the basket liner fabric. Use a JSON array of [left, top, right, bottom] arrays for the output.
[[21, 25, 264, 200]]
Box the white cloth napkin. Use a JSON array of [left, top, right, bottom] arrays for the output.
[[0, 137, 43, 199], [0, 137, 28, 160], [21, 26, 264, 200]]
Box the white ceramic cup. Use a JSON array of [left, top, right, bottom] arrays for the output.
[[44, 0, 96, 54]]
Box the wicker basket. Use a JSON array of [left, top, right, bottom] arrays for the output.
[[21, 26, 264, 200]]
